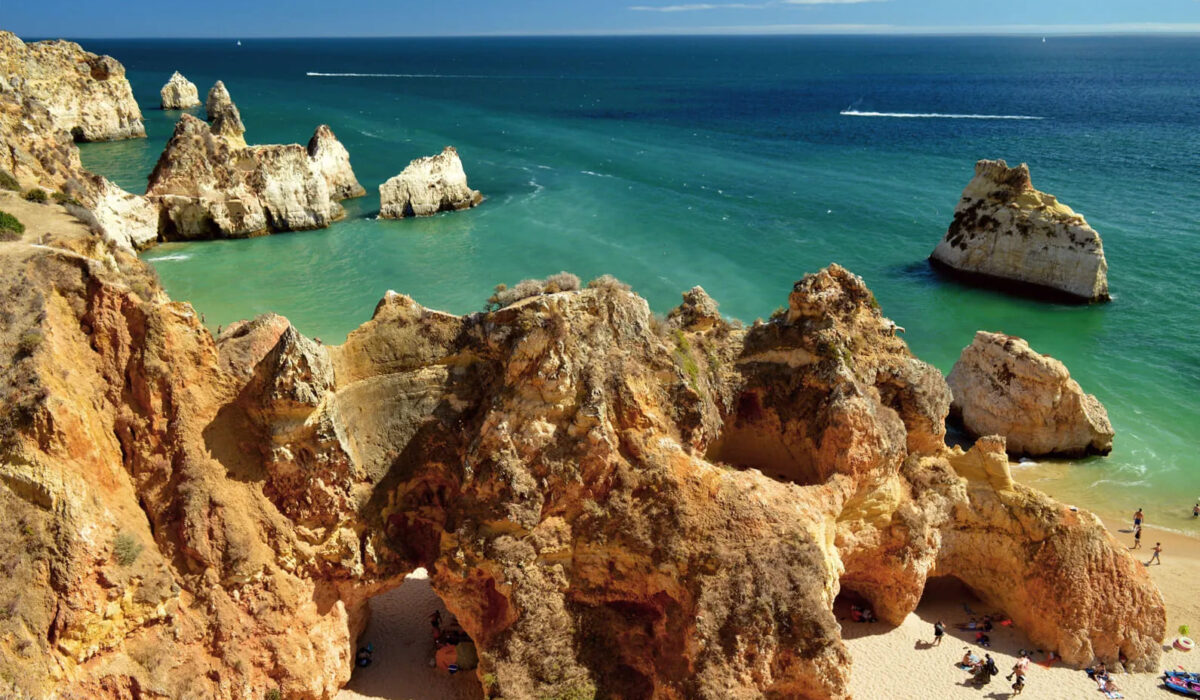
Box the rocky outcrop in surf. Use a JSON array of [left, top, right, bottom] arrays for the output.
[[205, 80, 246, 146], [160, 71, 200, 109], [930, 159, 1110, 302], [0, 233, 1163, 698], [947, 330, 1115, 457], [378, 146, 482, 218], [146, 113, 363, 239], [308, 125, 365, 200], [0, 31, 144, 141]]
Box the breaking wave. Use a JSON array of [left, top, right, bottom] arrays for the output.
[[307, 71, 490, 79], [840, 109, 1044, 120], [143, 253, 192, 262]]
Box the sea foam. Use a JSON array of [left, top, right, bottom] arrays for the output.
[[840, 109, 1044, 120]]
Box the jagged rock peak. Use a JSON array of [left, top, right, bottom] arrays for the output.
[[0, 30, 145, 141], [948, 330, 1115, 457], [667, 285, 722, 330], [204, 80, 245, 145], [930, 159, 1110, 302], [378, 145, 482, 218], [147, 113, 363, 240], [307, 124, 365, 199], [160, 71, 200, 109]]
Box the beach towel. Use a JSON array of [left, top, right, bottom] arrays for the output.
[[1103, 692, 1123, 699]]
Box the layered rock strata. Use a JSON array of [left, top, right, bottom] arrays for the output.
[[947, 330, 1115, 456], [160, 71, 200, 109], [0, 31, 144, 141], [379, 146, 482, 218], [0, 239, 1163, 699], [930, 159, 1110, 302], [146, 114, 362, 239]]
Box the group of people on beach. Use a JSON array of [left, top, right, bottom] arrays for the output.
[[848, 604, 876, 623], [1132, 508, 1163, 565]]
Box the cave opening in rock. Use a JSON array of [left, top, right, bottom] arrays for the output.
[[337, 568, 483, 700], [704, 390, 827, 486], [833, 586, 892, 640]]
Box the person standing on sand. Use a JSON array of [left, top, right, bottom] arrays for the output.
[[1149, 542, 1162, 565], [933, 620, 945, 645], [1193, 502, 1198, 518], [1133, 524, 1142, 549], [1134, 508, 1143, 529]]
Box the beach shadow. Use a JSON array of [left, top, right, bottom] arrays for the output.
[[914, 640, 936, 650]]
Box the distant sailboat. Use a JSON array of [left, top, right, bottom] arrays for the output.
[[1042, 37, 1046, 43], [237, 40, 242, 46]]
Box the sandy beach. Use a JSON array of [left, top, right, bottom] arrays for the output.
[[845, 512, 1200, 700], [336, 569, 483, 700]]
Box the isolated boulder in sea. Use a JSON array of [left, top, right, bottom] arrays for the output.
[[160, 71, 200, 109], [947, 330, 1115, 456], [205, 80, 246, 146], [930, 159, 1109, 302], [308, 124, 365, 199], [378, 146, 482, 218], [0, 30, 144, 140], [147, 113, 363, 239]]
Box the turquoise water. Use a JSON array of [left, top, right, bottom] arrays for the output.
[[76, 36, 1200, 532]]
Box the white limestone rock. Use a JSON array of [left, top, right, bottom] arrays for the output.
[[205, 80, 246, 146], [160, 71, 200, 110], [947, 331, 1115, 457], [0, 31, 145, 141], [930, 159, 1109, 302], [90, 177, 160, 250], [378, 146, 482, 218], [307, 125, 365, 200]]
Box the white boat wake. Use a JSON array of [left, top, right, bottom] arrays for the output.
[[840, 109, 1044, 120], [307, 71, 490, 79]]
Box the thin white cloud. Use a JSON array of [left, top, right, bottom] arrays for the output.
[[629, 0, 885, 11], [629, 3, 768, 10], [618, 22, 1200, 34]]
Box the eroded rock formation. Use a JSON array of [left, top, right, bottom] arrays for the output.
[[205, 80, 246, 147], [160, 71, 200, 110], [146, 114, 363, 239], [0, 236, 1163, 699], [379, 146, 482, 218], [0, 31, 144, 141], [947, 330, 1115, 457], [0, 74, 158, 250], [930, 159, 1110, 302]]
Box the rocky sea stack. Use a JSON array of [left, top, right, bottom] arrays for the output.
[[948, 330, 1115, 457], [205, 80, 246, 146], [0, 31, 145, 141], [147, 111, 363, 239], [379, 146, 482, 218], [160, 71, 200, 109], [930, 159, 1110, 303]]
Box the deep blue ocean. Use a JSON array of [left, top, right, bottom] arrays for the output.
[[74, 35, 1200, 530]]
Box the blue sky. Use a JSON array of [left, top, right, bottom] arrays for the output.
[[6, 0, 1200, 38]]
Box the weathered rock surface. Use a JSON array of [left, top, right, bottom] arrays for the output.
[[930, 159, 1110, 302], [0, 76, 158, 250], [379, 146, 482, 218], [947, 330, 1115, 456], [205, 80, 246, 146], [0, 240, 1163, 699], [308, 125, 365, 200], [160, 71, 200, 109], [0, 31, 145, 141], [146, 114, 363, 239]]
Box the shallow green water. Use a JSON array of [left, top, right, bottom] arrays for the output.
[[77, 36, 1200, 532]]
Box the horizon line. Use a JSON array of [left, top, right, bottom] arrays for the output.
[[19, 22, 1200, 40]]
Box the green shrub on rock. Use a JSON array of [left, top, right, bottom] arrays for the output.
[[0, 210, 24, 240], [0, 170, 19, 191], [22, 188, 47, 204]]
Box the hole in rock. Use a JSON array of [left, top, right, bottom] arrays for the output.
[[913, 576, 1023, 654], [338, 568, 483, 700], [705, 391, 826, 486], [833, 586, 891, 640]]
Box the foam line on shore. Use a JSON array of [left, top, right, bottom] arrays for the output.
[[142, 253, 192, 262], [840, 109, 1044, 120]]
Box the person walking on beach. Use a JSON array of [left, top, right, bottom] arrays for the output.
[[1133, 508, 1143, 529], [1193, 502, 1198, 518], [1133, 524, 1142, 549], [1007, 652, 1030, 682], [933, 620, 945, 645], [1148, 542, 1162, 565], [1011, 673, 1026, 695]]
